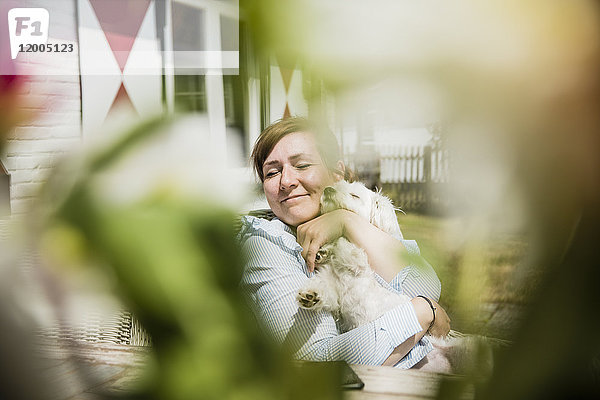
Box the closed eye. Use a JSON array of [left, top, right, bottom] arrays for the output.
[[296, 163, 313, 170], [350, 193, 360, 199], [265, 170, 280, 178]]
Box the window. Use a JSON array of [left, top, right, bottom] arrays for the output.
[[172, 2, 207, 112], [166, 0, 260, 164]]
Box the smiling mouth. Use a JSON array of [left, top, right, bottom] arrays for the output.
[[281, 194, 309, 203]]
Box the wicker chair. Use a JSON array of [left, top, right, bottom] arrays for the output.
[[0, 217, 152, 347], [2, 209, 277, 348]]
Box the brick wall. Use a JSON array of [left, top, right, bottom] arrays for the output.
[[2, 0, 81, 214]]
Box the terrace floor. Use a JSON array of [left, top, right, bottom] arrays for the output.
[[33, 339, 469, 400]]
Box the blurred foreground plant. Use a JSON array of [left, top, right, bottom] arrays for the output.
[[39, 116, 341, 400], [246, 0, 600, 398]]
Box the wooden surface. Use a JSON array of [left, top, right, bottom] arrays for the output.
[[35, 339, 149, 399], [346, 365, 473, 400], [347, 365, 441, 399], [34, 340, 469, 400]]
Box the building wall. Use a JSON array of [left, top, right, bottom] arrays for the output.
[[77, 0, 163, 135], [268, 57, 308, 123], [0, 0, 322, 215], [2, 0, 81, 214]]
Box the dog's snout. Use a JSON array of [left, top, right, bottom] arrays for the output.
[[323, 187, 336, 197]]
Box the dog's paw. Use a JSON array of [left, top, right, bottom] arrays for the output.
[[297, 290, 321, 309]]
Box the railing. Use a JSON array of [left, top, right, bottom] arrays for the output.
[[379, 144, 448, 184], [378, 143, 450, 213]]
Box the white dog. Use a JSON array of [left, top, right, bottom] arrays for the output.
[[296, 181, 489, 373], [296, 180, 410, 331]]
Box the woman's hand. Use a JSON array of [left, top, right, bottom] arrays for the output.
[[297, 209, 411, 280], [296, 209, 354, 272]]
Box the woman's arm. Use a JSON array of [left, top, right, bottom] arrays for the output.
[[383, 297, 430, 366], [342, 210, 415, 282], [382, 296, 451, 365], [296, 209, 448, 336], [297, 209, 429, 283], [241, 231, 444, 367]]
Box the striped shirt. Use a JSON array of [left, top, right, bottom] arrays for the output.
[[238, 215, 442, 369]]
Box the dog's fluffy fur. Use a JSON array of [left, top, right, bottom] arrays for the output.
[[296, 180, 490, 374], [296, 236, 411, 332], [296, 181, 410, 332]]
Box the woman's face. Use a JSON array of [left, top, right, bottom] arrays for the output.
[[262, 132, 337, 227]]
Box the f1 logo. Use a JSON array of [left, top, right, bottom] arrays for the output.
[[7, 8, 49, 59]]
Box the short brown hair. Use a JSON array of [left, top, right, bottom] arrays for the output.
[[251, 117, 353, 182]]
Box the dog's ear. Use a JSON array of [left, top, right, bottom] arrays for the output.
[[370, 193, 404, 238], [370, 197, 386, 229], [369, 195, 381, 227]]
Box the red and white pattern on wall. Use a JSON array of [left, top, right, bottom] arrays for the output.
[[77, 0, 162, 134], [269, 56, 308, 123]]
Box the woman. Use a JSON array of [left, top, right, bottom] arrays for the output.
[[239, 117, 450, 368]]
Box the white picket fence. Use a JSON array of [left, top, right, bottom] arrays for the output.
[[379, 144, 449, 184], [377, 144, 450, 212]]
